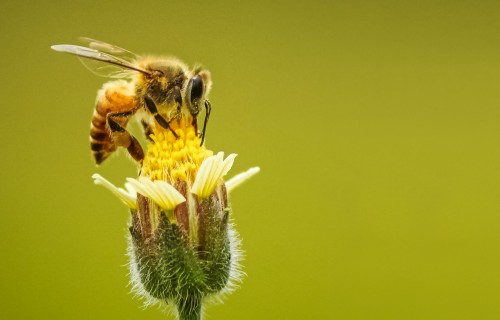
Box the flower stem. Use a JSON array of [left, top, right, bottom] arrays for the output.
[[177, 296, 203, 320]]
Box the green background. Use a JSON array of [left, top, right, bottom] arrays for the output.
[[2, 0, 500, 319]]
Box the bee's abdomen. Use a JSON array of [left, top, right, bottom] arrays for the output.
[[89, 81, 137, 165], [90, 97, 117, 165]]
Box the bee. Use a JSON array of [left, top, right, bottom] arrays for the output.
[[51, 38, 212, 165]]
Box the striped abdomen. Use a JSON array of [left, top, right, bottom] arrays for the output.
[[90, 81, 136, 164]]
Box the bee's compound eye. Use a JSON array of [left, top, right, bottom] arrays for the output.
[[188, 75, 204, 104]]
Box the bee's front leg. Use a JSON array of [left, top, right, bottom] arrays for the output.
[[107, 111, 144, 163], [144, 95, 178, 138], [199, 100, 211, 146]]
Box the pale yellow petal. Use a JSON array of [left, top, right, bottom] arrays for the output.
[[126, 177, 186, 211], [92, 174, 137, 209], [156, 180, 186, 209], [226, 167, 260, 192], [191, 153, 237, 199]]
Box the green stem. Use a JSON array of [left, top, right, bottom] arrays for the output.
[[177, 296, 203, 320]]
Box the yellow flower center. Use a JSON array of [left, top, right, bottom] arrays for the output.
[[141, 116, 213, 184]]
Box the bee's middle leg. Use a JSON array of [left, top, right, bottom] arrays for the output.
[[141, 120, 154, 142], [107, 111, 144, 163]]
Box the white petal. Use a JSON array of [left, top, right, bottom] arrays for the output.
[[203, 152, 224, 197], [124, 182, 136, 195], [155, 180, 186, 209], [92, 174, 137, 209], [226, 167, 260, 192], [221, 154, 237, 176], [191, 153, 238, 199], [191, 156, 213, 198], [126, 178, 151, 201], [126, 177, 186, 211], [139, 177, 163, 207]]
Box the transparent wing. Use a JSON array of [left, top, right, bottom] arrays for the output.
[[76, 56, 135, 79], [79, 37, 139, 62], [51, 44, 150, 78]]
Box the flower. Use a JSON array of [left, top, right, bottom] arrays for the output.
[[92, 116, 258, 319]]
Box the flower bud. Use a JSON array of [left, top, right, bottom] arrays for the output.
[[93, 117, 258, 319]]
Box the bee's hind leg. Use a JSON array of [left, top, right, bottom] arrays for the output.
[[107, 111, 144, 163]]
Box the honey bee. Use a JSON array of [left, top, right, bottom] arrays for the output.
[[51, 38, 212, 165]]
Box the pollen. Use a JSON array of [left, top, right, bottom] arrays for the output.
[[141, 116, 213, 184]]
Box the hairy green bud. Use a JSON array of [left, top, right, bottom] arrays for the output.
[[93, 119, 258, 320]]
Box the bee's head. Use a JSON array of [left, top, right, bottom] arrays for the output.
[[138, 59, 211, 118]]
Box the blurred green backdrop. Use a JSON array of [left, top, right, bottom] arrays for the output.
[[1, 0, 500, 319]]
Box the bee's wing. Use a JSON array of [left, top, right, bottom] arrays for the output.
[[51, 44, 151, 78], [80, 37, 139, 62]]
